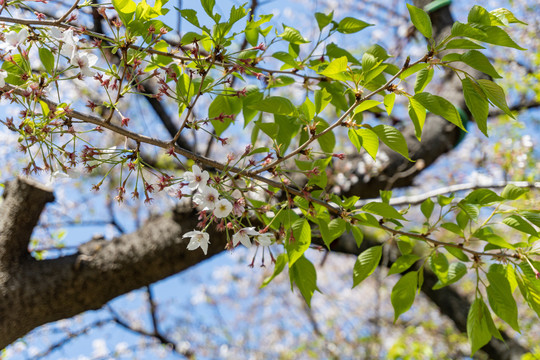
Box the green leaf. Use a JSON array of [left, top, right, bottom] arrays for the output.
[[451, 22, 487, 40], [354, 100, 381, 114], [319, 218, 346, 248], [38, 47, 55, 74], [406, 3, 433, 38], [261, 253, 287, 287], [399, 63, 428, 79], [467, 5, 492, 26], [286, 219, 311, 267], [391, 271, 418, 322], [248, 96, 296, 115], [112, 0, 136, 25], [429, 252, 449, 284], [474, 228, 514, 249], [289, 256, 318, 306], [433, 262, 467, 289], [279, 25, 309, 44], [443, 39, 485, 50], [315, 12, 333, 30], [441, 222, 463, 236], [320, 56, 349, 81], [517, 262, 540, 318], [180, 9, 200, 27], [383, 93, 396, 116], [501, 184, 528, 200], [314, 88, 332, 114], [475, 24, 526, 50], [201, 0, 216, 21], [348, 128, 378, 160], [351, 226, 364, 247], [414, 67, 434, 93], [503, 215, 538, 237], [408, 97, 426, 140], [462, 78, 489, 136], [315, 119, 336, 153], [490, 8, 527, 26], [209, 95, 241, 136], [486, 266, 520, 332], [467, 298, 495, 354], [272, 51, 301, 69], [388, 254, 420, 275], [361, 53, 377, 72], [460, 50, 501, 79], [325, 43, 360, 65], [2, 55, 26, 86], [464, 188, 503, 205], [413, 92, 465, 131], [420, 198, 434, 219], [520, 211, 540, 228], [353, 246, 382, 287], [372, 125, 411, 160], [362, 202, 406, 220], [337, 17, 372, 34], [477, 79, 513, 119], [445, 246, 470, 262]]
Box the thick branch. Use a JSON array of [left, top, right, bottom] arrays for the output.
[[0, 177, 54, 270], [0, 198, 223, 348]]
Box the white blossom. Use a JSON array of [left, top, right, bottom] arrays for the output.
[[183, 230, 210, 255], [0, 70, 7, 88], [214, 198, 232, 218], [184, 164, 209, 190], [71, 51, 98, 77], [255, 233, 274, 246], [193, 186, 219, 211], [0, 28, 28, 52], [232, 227, 259, 248]]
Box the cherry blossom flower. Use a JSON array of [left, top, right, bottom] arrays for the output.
[[232, 227, 259, 248], [0, 28, 28, 52], [193, 186, 219, 211], [184, 164, 209, 190], [213, 199, 232, 218], [183, 230, 210, 255], [71, 51, 98, 77], [255, 233, 274, 247], [0, 70, 7, 88], [50, 28, 79, 57]]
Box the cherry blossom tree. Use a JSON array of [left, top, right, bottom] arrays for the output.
[[0, 0, 539, 358]]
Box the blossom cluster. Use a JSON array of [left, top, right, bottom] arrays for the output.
[[182, 165, 274, 255]]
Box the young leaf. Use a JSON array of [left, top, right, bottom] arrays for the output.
[[348, 128, 378, 160], [383, 93, 396, 115], [462, 78, 489, 136], [413, 92, 466, 131], [286, 219, 311, 267], [477, 79, 514, 118], [351, 226, 364, 247], [406, 4, 433, 39], [289, 256, 319, 306], [443, 39, 485, 50], [420, 197, 434, 219], [467, 298, 494, 354], [38, 48, 55, 74], [315, 88, 332, 114], [261, 253, 288, 287], [388, 254, 420, 275], [320, 56, 349, 81], [372, 125, 411, 160], [503, 215, 538, 237], [248, 96, 296, 115], [353, 246, 382, 287], [460, 50, 502, 79], [486, 266, 520, 332], [353, 100, 381, 114], [279, 25, 310, 44], [501, 183, 528, 200], [314, 12, 333, 30], [337, 17, 372, 34], [408, 97, 426, 140], [414, 67, 434, 93], [391, 271, 418, 322], [362, 202, 406, 220], [433, 262, 467, 289]]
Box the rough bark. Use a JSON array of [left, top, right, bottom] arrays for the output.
[[0, 178, 224, 348]]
